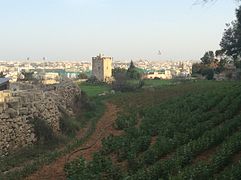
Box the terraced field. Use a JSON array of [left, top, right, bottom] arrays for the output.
[[65, 81, 241, 179]]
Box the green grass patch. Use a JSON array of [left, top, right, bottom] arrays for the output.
[[78, 82, 111, 97], [126, 79, 174, 88], [143, 79, 174, 87]]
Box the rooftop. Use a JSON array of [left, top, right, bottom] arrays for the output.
[[0, 78, 10, 84]]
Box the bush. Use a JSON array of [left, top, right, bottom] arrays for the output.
[[59, 116, 80, 137], [65, 157, 89, 179], [30, 118, 57, 145], [86, 76, 105, 85], [112, 79, 144, 92], [201, 68, 214, 80], [74, 91, 96, 112], [115, 115, 137, 130], [65, 154, 123, 180]]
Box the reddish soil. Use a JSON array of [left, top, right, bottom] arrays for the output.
[[26, 102, 122, 180], [150, 136, 158, 146], [192, 146, 217, 164], [75, 123, 90, 139], [232, 150, 241, 163], [160, 151, 175, 161]]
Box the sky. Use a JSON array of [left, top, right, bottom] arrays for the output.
[[0, 0, 239, 62]]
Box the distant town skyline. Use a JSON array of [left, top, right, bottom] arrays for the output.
[[0, 0, 239, 61]]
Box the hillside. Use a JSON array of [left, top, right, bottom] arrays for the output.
[[65, 81, 241, 179]]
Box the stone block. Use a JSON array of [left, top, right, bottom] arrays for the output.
[[0, 113, 10, 119], [0, 104, 3, 114], [6, 97, 20, 110], [7, 108, 18, 118], [19, 107, 28, 116]]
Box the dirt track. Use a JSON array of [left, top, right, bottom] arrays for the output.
[[26, 102, 121, 180]]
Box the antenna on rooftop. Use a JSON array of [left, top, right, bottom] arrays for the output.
[[43, 57, 46, 74], [158, 50, 162, 61], [27, 57, 30, 71], [158, 50, 162, 56]]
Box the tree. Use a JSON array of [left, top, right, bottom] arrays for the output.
[[215, 50, 229, 73], [193, 50, 218, 80], [127, 61, 142, 80], [201, 68, 214, 80], [192, 63, 206, 75], [20, 70, 34, 81], [112, 68, 127, 79], [200, 51, 215, 65], [112, 69, 144, 92], [129, 60, 135, 69], [112, 72, 130, 92], [220, 6, 241, 68]]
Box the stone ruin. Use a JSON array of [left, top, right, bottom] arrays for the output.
[[0, 80, 81, 156]]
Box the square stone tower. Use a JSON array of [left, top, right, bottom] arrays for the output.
[[92, 54, 112, 82]]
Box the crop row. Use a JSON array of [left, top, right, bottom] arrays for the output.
[[173, 129, 241, 179], [217, 160, 241, 179], [129, 114, 241, 179], [102, 91, 241, 167]]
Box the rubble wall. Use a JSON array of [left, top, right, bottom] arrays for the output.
[[0, 81, 81, 157], [0, 90, 60, 156]]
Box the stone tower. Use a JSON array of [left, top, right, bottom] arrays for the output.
[[92, 54, 112, 82]]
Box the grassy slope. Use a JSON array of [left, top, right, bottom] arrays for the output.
[[79, 79, 176, 97]]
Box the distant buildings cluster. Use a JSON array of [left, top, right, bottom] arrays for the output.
[[0, 61, 92, 82], [113, 59, 193, 79], [0, 57, 193, 83]]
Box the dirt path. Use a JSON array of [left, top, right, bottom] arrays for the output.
[[26, 102, 121, 180]]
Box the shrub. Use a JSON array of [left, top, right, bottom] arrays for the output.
[[30, 118, 57, 145], [201, 68, 214, 80], [59, 116, 80, 137], [115, 114, 137, 130]]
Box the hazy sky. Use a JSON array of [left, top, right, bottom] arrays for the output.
[[0, 0, 239, 61]]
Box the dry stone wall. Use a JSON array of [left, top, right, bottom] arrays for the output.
[[0, 90, 36, 156], [0, 81, 81, 156], [49, 81, 82, 116]]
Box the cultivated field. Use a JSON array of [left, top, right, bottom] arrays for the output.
[[66, 81, 241, 179]]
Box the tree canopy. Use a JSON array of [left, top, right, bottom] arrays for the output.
[[220, 6, 241, 68], [201, 51, 215, 65], [112, 67, 127, 79], [127, 61, 142, 80], [19, 70, 34, 81]]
